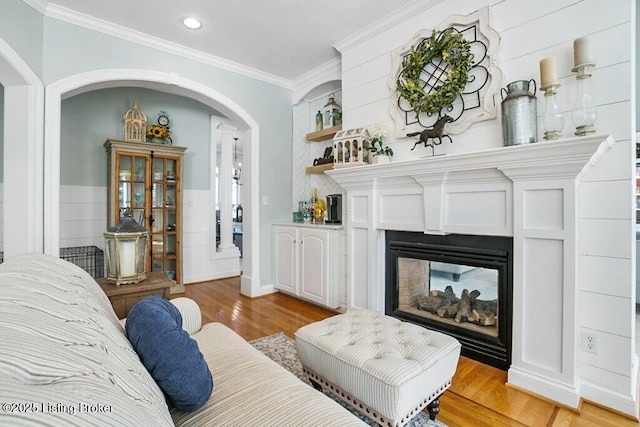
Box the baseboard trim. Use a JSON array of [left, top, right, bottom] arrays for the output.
[[580, 380, 639, 420], [185, 270, 241, 284], [508, 365, 639, 419], [240, 274, 276, 298], [508, 366, 580, 409]]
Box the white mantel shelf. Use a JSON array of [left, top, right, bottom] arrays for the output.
[[327, 134, 614, 183], [328, 135, 614, 237], [326, 134, 639, 416]]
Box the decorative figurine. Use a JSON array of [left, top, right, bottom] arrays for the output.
[[407, 115, 454, 155]]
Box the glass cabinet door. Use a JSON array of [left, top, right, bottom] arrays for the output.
[[117, 154, 149, 227], [149, 156, 180, 280]]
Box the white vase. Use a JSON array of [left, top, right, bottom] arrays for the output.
[[371, 155, 391, 164]]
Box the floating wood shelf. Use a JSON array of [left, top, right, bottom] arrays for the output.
[[305, 164, 334, 174], [306, 125, 342, 142]]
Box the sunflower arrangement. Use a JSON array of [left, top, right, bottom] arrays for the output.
[[146, 124, 171, 142], [396, 28, 472, 117]]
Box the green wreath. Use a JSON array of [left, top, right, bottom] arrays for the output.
[[396, 29, 472, 116]]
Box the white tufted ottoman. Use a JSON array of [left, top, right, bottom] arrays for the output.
[[295, 310, 461, 427]]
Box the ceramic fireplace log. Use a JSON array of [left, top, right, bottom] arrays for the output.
[[416, 286, 497, 327]]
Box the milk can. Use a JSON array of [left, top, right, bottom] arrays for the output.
[[501, 79, 537, 146]]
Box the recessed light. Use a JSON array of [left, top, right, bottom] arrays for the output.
[[183, 17, 202, 30]]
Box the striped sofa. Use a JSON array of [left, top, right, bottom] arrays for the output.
[[0, 253, 365, 426]]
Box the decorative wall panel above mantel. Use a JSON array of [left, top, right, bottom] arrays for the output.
[[388, 7, 502, 139]]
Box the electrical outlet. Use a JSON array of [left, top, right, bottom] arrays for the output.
[[582, 330, 599, 354]]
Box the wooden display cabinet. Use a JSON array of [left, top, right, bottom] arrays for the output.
[[105, 139, 187, 293]]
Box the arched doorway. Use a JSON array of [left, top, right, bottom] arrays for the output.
[[44, 69, 262, 295]]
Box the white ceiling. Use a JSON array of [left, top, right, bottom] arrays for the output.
[[45, 0, 414, 83]]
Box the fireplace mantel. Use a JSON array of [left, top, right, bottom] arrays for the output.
[[327, 135, 614, 236], [326, 134, 637, 415]]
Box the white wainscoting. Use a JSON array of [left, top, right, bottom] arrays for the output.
[[58, 186, 240, 284]]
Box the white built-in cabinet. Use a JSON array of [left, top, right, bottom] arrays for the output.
[[273, 224, 343, 309]]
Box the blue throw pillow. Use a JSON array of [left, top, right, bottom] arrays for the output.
[[126, 296, 213, 412]]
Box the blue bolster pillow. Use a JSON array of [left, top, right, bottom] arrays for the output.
[[126, 296, 213, 412]]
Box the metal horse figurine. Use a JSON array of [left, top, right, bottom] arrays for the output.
[[407, 115, 454, 156]]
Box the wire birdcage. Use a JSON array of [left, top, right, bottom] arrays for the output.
[[123, 101, 147, 142]]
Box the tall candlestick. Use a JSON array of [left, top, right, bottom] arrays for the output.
[[571, 37, 596, 136], [540, 57, 558, 87], [311, 187, 317, 201], [573, 37, 593, 67]]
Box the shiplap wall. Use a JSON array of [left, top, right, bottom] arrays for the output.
[[578, 141, 635, 406], [339, 0, 632, 157], [59, 187, 227, 283], [335, 0, 636, 415]]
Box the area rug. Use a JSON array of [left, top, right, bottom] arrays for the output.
[[250, 332, 447, 427]]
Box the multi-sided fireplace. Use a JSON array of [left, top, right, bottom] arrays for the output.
[[385, 231, 513, 370]]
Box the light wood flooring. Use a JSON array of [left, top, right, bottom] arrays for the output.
[[179, 277, 639, 427]]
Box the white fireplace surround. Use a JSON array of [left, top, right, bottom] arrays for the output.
[[327, 134, 638, 417]]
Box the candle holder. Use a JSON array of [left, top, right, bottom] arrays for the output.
[[571, 62, 597, 136], [540, 83, 564, 141], [104, 208, 148, 285]]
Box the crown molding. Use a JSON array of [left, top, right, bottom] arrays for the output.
[[334, 0, 444, 53], [292, 57, 341, 104], [43, 3, 292, 89]]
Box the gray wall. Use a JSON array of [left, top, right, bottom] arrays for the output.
[[0, 0, 43, 77], [61, 87, 224, 190], [0, 0, 296, 287]]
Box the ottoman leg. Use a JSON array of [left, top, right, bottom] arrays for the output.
[[426, 396, 441, 421], [309, 379, 323, 392]]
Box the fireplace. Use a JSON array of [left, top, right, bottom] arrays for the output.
[[385, 231, 512, 370], [327, 136, 631, 412]]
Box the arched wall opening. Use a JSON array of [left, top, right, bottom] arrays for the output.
[[45, 69, 262, 295], [291, 82, 342, 215]]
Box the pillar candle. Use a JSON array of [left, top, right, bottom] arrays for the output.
[[539, 57, 558, 87], [573, 37, 593, 66], [119, 241, 136, 277]]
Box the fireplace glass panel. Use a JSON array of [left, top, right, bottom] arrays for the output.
[[386, 231, 512, 370], [398, 257, 499, 338]]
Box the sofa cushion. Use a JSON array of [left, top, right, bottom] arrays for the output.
[[126, 296, 213, 412], [171, 322, 367, 426]]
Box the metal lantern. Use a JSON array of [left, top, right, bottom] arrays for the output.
[[123, 101, 147, 142], [323, 93, 342, 128], [104, 209, 148, 285]]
